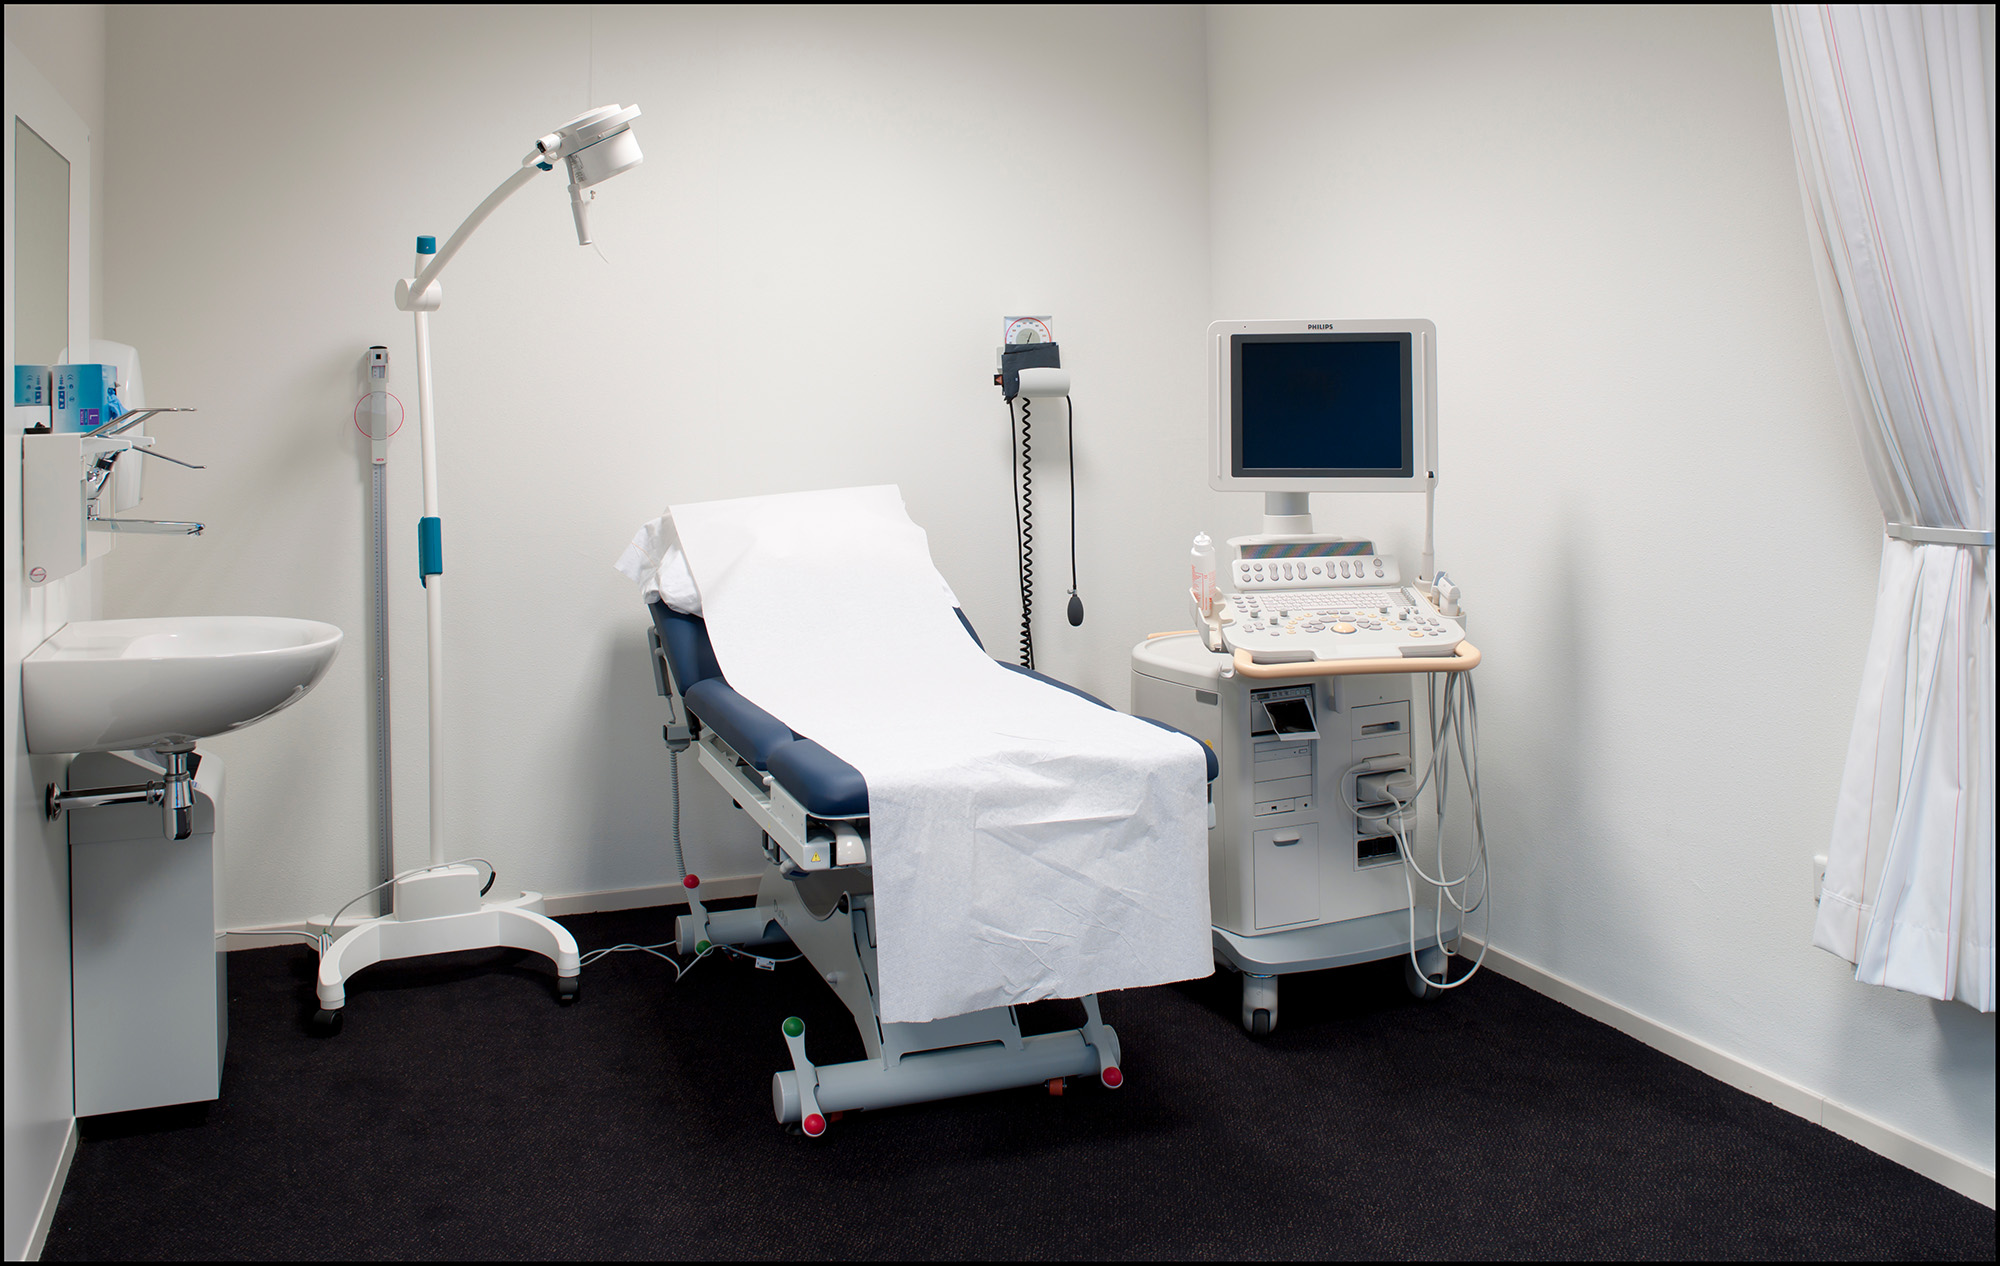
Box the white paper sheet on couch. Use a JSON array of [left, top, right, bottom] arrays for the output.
[[669, 485, 1211, 1024]]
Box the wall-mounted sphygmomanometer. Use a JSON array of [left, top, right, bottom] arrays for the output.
[[995, 315, 1081, 670]]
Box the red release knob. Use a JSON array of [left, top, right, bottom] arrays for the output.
[[803, 1113, 826, 1136], [683, 874, 700, 889], [1101, 1066, 1123, 1088]]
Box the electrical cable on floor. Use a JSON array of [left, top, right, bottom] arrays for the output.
[[578, 940, 711, 982]]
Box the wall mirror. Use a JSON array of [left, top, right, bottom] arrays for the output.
[[13, 116, 69, 366], [7, 40, 92, 418]]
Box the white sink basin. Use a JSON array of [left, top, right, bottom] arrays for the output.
[[23, 617, 343, 754]]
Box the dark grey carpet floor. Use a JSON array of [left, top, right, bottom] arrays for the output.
[[40, 903, 1994, 1260]]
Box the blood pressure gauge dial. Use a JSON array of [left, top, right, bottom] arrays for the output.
[[1004, 316, 1053, 346]]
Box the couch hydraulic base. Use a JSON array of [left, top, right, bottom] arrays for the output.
[[772, 1022, 1115, 1125], [679, 866, 1121, 1134]]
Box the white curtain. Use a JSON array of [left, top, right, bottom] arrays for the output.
[[1775, 5, 1994, 1011]]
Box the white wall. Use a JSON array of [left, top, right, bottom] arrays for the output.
[[1205, 3, 1993, 1173], [100, 8, 1213, 926], [4, 8, 107, 1259]]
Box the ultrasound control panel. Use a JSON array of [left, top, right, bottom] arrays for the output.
[[1220, 535, 1459, 663], [1221, 588, 1464, 662]]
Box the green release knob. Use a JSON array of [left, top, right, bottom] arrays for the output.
[[783, 1016, 804, 1038], [695, 939, 712, 955]]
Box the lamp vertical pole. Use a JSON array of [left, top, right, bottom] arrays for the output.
[[410, 241, 447, 869]]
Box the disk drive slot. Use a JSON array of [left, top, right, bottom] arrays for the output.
[[1253, 737, 1316, 816], [1253, 741, 1313, 781], [1359, 720, 1402, 736]]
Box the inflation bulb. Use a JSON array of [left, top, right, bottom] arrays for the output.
[[1067, 590, 1084, 627]]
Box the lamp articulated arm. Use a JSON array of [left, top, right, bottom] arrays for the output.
[[395, 103, 644, 314], [395, 159, 548, 314]]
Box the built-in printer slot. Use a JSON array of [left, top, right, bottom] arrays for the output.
[[1251, 686, 1317, 738]]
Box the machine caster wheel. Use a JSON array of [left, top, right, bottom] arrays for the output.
[[1047, 1077, 1066, 1096], [1241, 973, 1278, 1035], [310, 1008, 344, 1037], [556, 976, 580, 1005], [1404, 957, 1444, 1001]]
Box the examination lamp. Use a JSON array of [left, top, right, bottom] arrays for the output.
[[554, 104, 644, 244], [313, 105, 643, 1035]]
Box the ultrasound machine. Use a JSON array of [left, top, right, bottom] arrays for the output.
[[1131, 319, 1492, 1036]]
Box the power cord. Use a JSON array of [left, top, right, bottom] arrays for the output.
[[223, 929, 327, 951], [587, 732, 805, 975], [310, 857, 499, 953], [587, 737, 706, 978], [1340, 670, 1491, 990], [578, 940, 709, 983], [669, 746, 686, 880]]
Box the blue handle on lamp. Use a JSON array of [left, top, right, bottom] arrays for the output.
[[418, 516, 442, 586]]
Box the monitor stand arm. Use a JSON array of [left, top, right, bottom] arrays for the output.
[[1418, 482, 1435, 592], [1262, 491, 1313, 536]]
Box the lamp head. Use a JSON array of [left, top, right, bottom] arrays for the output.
[[545, 104, 642, 245]]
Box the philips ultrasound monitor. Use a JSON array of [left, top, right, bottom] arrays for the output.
[[1209, 318, 1437, 494]]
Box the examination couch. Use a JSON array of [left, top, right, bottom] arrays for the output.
[[645, 598, 1216, 1135]]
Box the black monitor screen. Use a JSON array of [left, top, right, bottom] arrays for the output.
[[1232, 334, 1412, 478]]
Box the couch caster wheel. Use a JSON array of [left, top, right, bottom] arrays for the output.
[[556, 976, 580, 1005], [310, 1008, 344, 1037], [1404, 956, 1444, 1001], [1249, 1009, 1272, 1037]]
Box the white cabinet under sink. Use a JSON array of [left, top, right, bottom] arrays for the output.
[[67, 749, 228, 1117]]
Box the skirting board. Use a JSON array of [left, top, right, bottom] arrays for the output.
[[20, 1117, 78, 1262], [224, 875, 767, 945], [1466, 939, 1995, 1209]]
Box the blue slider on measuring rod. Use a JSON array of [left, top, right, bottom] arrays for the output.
[[418, 516, 442, 586]]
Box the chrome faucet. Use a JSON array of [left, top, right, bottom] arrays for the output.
[[84, 406, 206, 535]]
